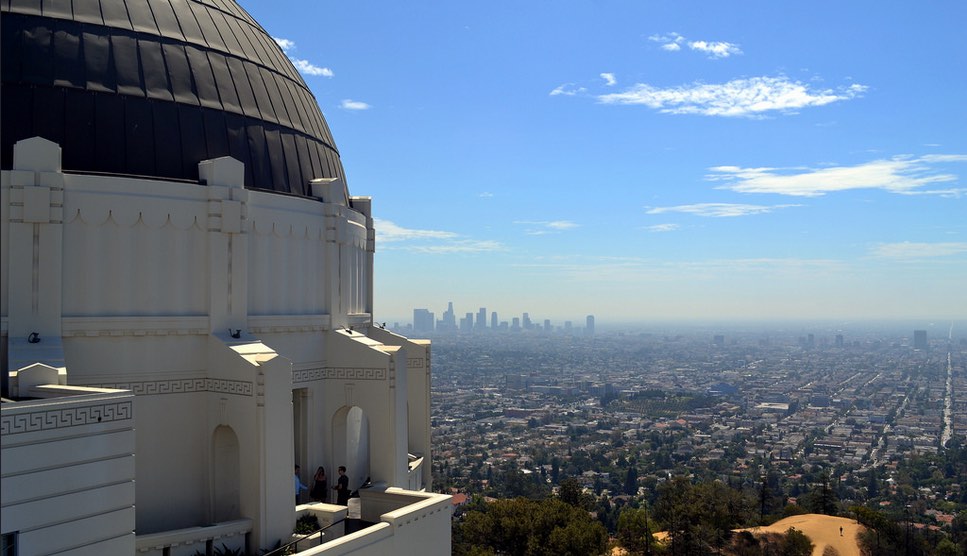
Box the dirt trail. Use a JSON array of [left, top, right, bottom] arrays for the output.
[[744, 514, 864, 556]]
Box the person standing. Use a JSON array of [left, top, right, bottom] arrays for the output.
[[294, 465, 309, 504], [310, 466, 328, 503], [333, 466, 349, 505]]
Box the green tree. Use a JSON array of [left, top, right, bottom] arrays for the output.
[[454, 497, 608, 556], [617, 506, 661, 555], [779, 527, 813, 556]]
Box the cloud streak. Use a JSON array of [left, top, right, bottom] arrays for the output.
[[688, 40, 742, 58], [514, 220, 580, 235], [274, 37, 334, 77], [598, 76, 866, 117], [646, 203, 800, 217], [708, 154, 967, 197], [649, 33, 741, 58], [600, 72, 617, 86], [374, 218, 502, 253], [341, 99, 371, 110], [871, 242, 967, 259], [550, 83, 587, 96]]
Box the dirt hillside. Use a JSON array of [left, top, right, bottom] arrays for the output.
[[744, 514, 864, 556]]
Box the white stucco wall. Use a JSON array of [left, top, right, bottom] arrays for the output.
[[1, 139, 441, 555], [0, 389, 136, 555]]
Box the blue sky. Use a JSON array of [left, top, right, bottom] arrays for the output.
[[241, 1, 967, 324]]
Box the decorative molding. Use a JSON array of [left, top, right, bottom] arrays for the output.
[[87, 378, 253, 397], [62, 316, 209, 338], [293, 367, 386, 383], [248, 314, 330, 334], [1, 400, 133, 435], [407, 358, 425, 369]]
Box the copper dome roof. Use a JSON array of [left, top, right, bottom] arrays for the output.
[[2, 0, 344, 197]]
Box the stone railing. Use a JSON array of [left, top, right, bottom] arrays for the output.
[[135, 518, 252, 556]]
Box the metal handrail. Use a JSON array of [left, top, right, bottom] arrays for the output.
[[260, 519, 345, 556]]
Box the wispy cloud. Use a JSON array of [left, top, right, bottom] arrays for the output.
[[374, 218, 502, 253], [649, 33, 741, 58], [517, 256, 846, 284], [646, 223, 680, 232], [598, 76, 866, 117], [550, 83, 587, 96], [375, 218, 457, 242], [341, 99, 371, 110], [688, 40, 742, 59], [649, 32, 685, 51], [708, 154, 967, 197], [479, 192, 494, 198], [646, 203, 800, 217], [600, 72, 617, 86], [514, 220, 580, 235], [871, 242, 967, 259], [274, 37, 334, 77]]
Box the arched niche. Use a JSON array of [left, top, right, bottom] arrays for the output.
[[331, 405, 370, 494], [211, 425, 240, 522]]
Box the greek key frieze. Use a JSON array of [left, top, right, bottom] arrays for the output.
[[89, 378, 253, 397], [407, 358, 425, 369], [293, 367, 387, 382], [1, 401, 133, 435]]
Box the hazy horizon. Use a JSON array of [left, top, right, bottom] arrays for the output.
[[242, 1, 967, 323]]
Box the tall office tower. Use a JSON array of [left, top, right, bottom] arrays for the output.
[[0, 2, 450, 553], [512, 317, 521, 331], [522, 313, 532, 329], [544, 319, 552, 333], [413, 308, 435, 333], [491, 311, 498, 329], [476, 308, 487, 330], [440, 301, 457, 331], [565, 321, 573, 333], [586, 315, 595, 336], [835, 334, 844, 348], [461, 313, 474, 332], [914, 330, 928, 350]]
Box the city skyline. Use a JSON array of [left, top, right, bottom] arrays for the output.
[[241, 1, 967, 323]]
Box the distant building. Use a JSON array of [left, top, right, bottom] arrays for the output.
[[477, 308, 487, 330], [914, 329, 928, 350], [414, 308, 435, 333], [713, 334, 725, 346], [491, 311, 499, 329], [835, 334, 844, 348], [586, 315, 595, 336]]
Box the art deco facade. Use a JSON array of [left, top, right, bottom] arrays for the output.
[[0, 1, 450, 554]]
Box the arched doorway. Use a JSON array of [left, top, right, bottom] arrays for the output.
[[331, 406, 370, 494], [211, 425, 240, 522]]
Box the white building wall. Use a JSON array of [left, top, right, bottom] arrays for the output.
[[0, 389, 136, 555], [2, 139, 438, 555]]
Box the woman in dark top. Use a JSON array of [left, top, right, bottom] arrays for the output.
[[310, 466, 327, 503]]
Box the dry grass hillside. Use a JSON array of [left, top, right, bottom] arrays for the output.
[[739, 514, 864, 556]]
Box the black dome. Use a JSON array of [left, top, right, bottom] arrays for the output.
[[1, 0, 344, 197]]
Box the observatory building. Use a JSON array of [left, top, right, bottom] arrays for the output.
[[0, 1, 450, 554]]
